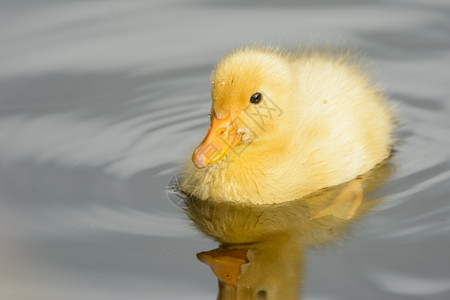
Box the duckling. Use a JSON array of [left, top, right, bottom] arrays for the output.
[[180, 46, 394, 204]]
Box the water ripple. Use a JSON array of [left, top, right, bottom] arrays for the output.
[[368, 272, 450, 296]]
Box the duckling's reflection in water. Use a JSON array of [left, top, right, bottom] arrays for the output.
[[181, 163, 393, 300]]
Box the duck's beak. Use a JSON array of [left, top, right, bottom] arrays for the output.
[[197, 248, 248, 288], [192, 113, 242, 169]]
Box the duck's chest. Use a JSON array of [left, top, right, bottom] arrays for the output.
[[209, 159, 310, 204]]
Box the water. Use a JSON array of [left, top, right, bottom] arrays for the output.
[[1, 0, 449, 299]]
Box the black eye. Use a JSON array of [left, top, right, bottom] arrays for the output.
[[250, 92, 262, 104], [257, 290, 267, 299]]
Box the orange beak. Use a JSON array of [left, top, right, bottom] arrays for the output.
[[197, 248, 248, 288], [192, 113, 243, 169]]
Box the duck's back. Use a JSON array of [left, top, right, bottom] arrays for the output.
[[287, 53, 394, 195]]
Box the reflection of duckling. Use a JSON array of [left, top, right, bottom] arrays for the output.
[[198, 233, 304, 300], [184, 164, 393, 300], [180, 47, 394, 204]]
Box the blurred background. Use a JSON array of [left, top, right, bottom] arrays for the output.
[[1, 0, 449, 299]]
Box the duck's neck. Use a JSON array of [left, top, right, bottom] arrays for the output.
[[213, 138, 298, 203]]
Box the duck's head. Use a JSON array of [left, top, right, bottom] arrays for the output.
[[193, 48, 297, 169]]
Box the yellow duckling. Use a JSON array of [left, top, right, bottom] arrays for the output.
[[180, 46, 394, 204]]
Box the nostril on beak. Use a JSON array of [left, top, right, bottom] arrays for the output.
[[218, 128, 226, 136]]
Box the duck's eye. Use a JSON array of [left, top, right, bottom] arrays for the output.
[[250, 92, 262, 104], [257, 290, 267, 299]]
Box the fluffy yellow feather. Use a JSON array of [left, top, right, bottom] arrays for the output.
[[180, 46, 394, 204]]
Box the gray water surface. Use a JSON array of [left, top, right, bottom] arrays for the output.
[[1, 0, 449, 299]]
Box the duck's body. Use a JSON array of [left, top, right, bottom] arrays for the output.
[[180, 47, 394, 204]]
